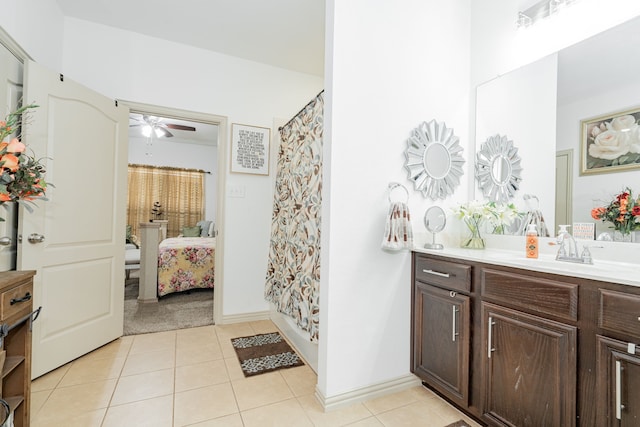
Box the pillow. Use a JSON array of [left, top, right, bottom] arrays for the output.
[[196, 220, 212, 237], [208, 221, 215, 237], [182, 226, 201, 237]]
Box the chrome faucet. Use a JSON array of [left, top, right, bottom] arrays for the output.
[[555, 225, 593, 264]]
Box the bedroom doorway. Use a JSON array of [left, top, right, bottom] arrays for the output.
[[121, 100, 227, 333]]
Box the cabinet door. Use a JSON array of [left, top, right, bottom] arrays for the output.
[[482, 302, 577, 427], [596, 335, 640, 426], [413, 282, 470, 407]]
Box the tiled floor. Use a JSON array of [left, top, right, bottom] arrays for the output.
[[30, 320, 482, 426]]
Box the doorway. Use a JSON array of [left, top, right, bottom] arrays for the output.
[[121, 100, 227, 328]]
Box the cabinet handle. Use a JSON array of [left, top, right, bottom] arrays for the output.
[[616, 360, 625, 420], [10, 292, 32, 305], [452, 306, 459, 342], [422, 269, 450, 278], [488, 316, 496, 359]]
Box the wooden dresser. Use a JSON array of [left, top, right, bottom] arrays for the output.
[[0, 271, 36, 427]]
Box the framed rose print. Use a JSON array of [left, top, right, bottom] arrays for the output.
[[230, 123, 270, 175], [580, 106, 640, 175]]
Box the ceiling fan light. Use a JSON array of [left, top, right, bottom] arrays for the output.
[[142, 125, 152, 137], [154, 127, 165, 138]]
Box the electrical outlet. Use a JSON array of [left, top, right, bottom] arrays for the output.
[[229, 185, 246, 198]]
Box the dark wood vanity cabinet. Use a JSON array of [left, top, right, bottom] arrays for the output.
[[481, 268, 577, 427], [411, 255, 473, 409], [596, 335, 640, 426], [595, 289, 640, 426], [411, 251, 640, 427], [482, 302, 576, 426], [413, 282, 470, 407]]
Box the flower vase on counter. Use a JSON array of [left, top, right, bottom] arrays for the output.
[[591, 188, 640, 243], [461, 217, 485, 249], [613, 230, 632, 242]]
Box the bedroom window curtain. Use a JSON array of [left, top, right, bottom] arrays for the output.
[[127, 164, 204, 239], [265, 91, 324, 342]]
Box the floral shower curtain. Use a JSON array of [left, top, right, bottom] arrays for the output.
[[265, 91, 323, 342]]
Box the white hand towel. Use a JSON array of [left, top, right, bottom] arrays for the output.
[[381, 202, 413, 251]]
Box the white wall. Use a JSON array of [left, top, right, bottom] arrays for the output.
[[128, 135, 218, 224], [0, 0, 64, 70], [59, 18, 323, 317], [319, 0, 471, 399]]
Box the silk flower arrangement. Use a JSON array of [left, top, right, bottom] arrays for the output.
[[0, 103, 49, 220]]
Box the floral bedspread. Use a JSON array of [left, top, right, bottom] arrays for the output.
[[157, 237, 216, 297]]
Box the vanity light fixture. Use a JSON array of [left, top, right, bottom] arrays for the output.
[[516, 0, 581, 29]]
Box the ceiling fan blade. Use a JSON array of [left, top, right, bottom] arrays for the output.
[[159, 127, 174, 138], [165, 123, 196, 131]]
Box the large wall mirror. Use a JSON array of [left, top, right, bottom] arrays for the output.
[[475, 15, 640, 239]]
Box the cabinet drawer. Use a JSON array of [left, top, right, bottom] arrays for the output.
[[1, 280, 33, 321], [415, 256, 471, 292], [481, 268, 578, 322], [599, 289, 640, 338]]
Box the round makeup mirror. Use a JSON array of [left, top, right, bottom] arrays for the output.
[[475, 134, 523, 203], [405, 120, 465, 200], [423, 205, 446, 250]]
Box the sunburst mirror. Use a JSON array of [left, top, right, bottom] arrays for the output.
[[475, 134, 523, 203], [404, 120, 465, 200]]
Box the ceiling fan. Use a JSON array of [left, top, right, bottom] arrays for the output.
[[130, 114, 196, 138]]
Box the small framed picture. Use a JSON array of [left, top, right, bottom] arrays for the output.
[[230, 124, 270, 175], [580, 106, 640, 175]]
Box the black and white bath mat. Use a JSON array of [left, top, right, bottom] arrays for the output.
[[231, 332, 304, 377]]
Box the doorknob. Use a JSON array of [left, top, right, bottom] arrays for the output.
[[0, 237, 11, 246], [27, 233, 45, 244]]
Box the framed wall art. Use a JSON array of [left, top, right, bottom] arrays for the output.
[[230, 123, 271, 175], [580, 106, 640, 175]]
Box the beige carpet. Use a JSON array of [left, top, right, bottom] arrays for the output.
[[124, 279, 214, 335]]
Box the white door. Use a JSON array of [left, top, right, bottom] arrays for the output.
[[0, 47, 23, 271], [555, 149, 573, 233], [19, 60, 129, 378]]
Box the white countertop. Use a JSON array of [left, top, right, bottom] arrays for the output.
[[413, 234, 640, 288]]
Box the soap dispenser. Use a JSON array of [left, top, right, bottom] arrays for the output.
[[526, 223, 538, 259]]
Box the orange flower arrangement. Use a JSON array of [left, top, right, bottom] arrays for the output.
[[590, 188, 640, 235], [0, 103, 49, 220]]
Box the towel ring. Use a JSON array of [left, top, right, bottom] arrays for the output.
[[388, 182, 409, 203]]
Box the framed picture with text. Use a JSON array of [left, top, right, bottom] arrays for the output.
[[230, 123, 271, 175], [580, 106, 640, 175]]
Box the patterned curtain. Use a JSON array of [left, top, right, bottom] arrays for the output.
[[265, 92, 324, 342], [127, 164, 204, 239]]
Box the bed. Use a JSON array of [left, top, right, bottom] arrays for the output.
[[157, 237, 216, 297]]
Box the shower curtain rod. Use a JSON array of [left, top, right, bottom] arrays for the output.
[[278, 89, 325, 132]]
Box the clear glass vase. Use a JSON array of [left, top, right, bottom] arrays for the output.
[[613, 230, 632, 242], [461, 217, 485, 249]]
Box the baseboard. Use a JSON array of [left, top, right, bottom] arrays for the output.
[[315, 374, 421, 412], [269, 310, 318, 373], [221, 310, 270, 324]]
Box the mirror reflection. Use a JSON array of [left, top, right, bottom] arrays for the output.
[[492, 156, 511, 185], [475, 16, 640, 239], [475, 134, 523, 204]]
